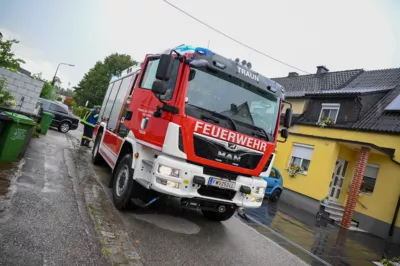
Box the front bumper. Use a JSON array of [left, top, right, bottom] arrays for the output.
[[149, 155, 266, 208]]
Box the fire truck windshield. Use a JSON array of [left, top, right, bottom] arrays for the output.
[[185, 68, 280, 141]]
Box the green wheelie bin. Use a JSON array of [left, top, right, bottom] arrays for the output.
[[40, 112, 55, 135], [0, 111, 36, 162]]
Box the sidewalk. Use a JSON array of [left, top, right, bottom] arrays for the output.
[[0, 130, 108, 265], [242, 200, 400, 266]]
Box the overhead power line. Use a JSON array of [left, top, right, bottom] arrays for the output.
[[163, 0, 310, 74]]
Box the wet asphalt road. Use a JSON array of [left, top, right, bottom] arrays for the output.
[[0, 125, 307, 266], [0, 129, 108, 266], [69, 125, 307, 266]]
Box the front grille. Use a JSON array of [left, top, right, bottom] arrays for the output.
[[193, 134, 262, 170], [197, 186, 236, 200]]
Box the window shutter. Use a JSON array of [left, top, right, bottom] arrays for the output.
[[292, 144, 314, 160]]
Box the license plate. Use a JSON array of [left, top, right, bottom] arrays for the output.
[[208, 177, 235, 190]]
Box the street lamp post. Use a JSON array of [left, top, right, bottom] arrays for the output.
[[52, 63, 74, 85]]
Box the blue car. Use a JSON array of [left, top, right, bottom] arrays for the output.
[[262, 167, 283, 202]]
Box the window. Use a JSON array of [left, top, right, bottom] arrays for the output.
[[289, 144, 314, 174], [119, 72, 140, 137], [361, 164, 379, 194], [38, 99, 50, 109], [103, 79, 122, 119], [319, 103, 340, 123], [139, 57, 180, 101], [108, 76, 133, 132], [49, 103, 67, 114], [140, 58, 159, 89], [269, 168, 279, 179], [99, 82, 115, 122]]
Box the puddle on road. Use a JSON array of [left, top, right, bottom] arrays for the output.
[[133, 213, 201, 235], [0, 160, 25, 212]]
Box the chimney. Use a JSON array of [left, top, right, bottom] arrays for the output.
[[316, 65, 329, 76], [288, 72, 299, 77]]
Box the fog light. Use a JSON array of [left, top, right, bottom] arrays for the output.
[[255, 187, 265, 194], [156, 177, 179, 189], [158, 164, 180, 177], [250, 196, 263, 203]]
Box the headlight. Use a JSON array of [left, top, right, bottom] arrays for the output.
[[255, 187, 265, 194], [156, 177, 179, 189], [158, 165, 180, 177]]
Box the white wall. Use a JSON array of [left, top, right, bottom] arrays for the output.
[[0, 67, 44, 113]]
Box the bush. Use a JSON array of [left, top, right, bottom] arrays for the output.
[[0, 78, 16, 107], [72, 106, 91, 119]]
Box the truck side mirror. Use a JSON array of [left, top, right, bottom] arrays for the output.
[[151, 80, 168, 95], [156, 54, 174, 81], [284, 108, 293, 128], [280, 128, 289, 139]]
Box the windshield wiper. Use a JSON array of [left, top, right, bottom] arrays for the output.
[[187, 104, 237, 131], [251, 127, 270, 141]]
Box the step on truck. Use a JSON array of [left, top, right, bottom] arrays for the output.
[[92, 45, 292, 221]]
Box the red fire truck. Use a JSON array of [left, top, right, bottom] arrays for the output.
[[92, 45, 292, 221]]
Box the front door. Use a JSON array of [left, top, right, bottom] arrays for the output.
[[328, 158, 347, 201], [128, 55, 181, 149]]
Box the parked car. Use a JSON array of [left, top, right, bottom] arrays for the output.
[[38, 98, 79, 133], [262, 166, 283, 202]]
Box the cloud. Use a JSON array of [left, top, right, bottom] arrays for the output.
[[1, 28, 77, 88]]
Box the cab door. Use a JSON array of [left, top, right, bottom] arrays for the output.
[[127, 55, 181, 150]]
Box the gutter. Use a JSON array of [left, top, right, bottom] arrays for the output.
[[289, 132, 400, 166]]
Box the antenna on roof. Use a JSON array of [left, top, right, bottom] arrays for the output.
[[207, 40, 210, 49]]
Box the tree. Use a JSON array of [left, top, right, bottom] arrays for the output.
[[74, 53, 137, 106], [57, 96, 63, 101], [32, 72, 56, 100], [0, 38, 25, 71], [63, 96, 74, 107]]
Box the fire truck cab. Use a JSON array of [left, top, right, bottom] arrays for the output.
[[92, 45, 292, 221]]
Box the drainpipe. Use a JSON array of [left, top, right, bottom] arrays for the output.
[[389, 195, 400, 237]]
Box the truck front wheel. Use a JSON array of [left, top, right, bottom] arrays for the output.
[[112, 154, 136, 210], [202, 207, 236, 222]]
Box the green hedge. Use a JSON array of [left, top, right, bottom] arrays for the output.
[[72, 106, 91, 119]]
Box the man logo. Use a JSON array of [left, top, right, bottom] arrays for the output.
[[226, 143, 237, 151], [217, 151, 241, 162]]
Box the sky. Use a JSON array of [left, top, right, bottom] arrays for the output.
[[1, 0, 399, 89]]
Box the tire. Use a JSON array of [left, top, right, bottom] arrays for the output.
[[202, 207, 236, 222], [92, 131, 103, 165], [269, 189, 282, 203], [59, 121, 70, 133], [112, 154, 136, 210]]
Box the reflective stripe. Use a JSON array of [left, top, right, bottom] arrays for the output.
[[81, 120, 95, 127], [84, 111, 92, 121], [94, 114, 99, 118], [82, 136, 92, 140]]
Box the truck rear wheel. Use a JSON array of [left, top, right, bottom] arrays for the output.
[[112, 154, 136, 210], [202, 207, 236, 222]]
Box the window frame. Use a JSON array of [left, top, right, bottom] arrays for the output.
[[138, 56, 181, 101], [49, 103, 68, 114], [360, 163, 379, 195], [319, 103, 340, 123], [139, 56, 161, 90], [288, 143, 314, 175]]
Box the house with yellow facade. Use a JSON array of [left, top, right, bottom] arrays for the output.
[[272, 66, 400, 243]]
